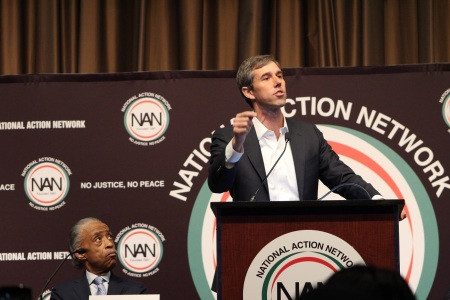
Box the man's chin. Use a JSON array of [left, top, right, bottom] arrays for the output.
[[87, 261, 117, 275], [109, 260, 117, 269], [104, 259, 117, 271]]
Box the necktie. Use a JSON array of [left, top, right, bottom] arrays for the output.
[[93, 276, 107, 295]]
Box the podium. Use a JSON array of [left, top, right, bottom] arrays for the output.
[[211, 200, 404, 299]]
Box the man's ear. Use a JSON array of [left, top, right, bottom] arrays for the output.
[[75, 252, 87, 262], [242, 87, 255, 100]]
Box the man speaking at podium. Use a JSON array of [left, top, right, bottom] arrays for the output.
[[51, 218, 148, 299], [208, 55, 385, 204]]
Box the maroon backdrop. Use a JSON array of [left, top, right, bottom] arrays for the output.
[[0, 64, 449, 300]]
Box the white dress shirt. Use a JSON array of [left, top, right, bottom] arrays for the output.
[[225, 117, 299, 201], [87, 270, 111, 295], [225, 118, 383, 201]]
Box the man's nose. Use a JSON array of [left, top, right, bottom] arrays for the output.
[[273, 76, 282, 86], [105, 237, 115, 248]]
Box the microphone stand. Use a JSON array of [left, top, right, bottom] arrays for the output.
[[38, 250, 81, 300], [318, 182, 371, 201], [250, 133, 290, 202]]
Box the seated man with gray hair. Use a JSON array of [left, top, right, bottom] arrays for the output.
[[51, 217, 148, 299]]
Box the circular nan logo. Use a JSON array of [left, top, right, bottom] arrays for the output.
[[243, 230, 365, 300], [439, 88, 450, 132], [115, 223, 165, 278], [122, 92, 171, 146], [22, 157, 71, 211]]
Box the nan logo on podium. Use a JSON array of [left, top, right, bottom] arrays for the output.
[[243, 230, 365, 300]]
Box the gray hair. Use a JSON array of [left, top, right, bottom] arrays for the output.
[[69, 217, 101, 269], [236, 55, 281, 108]]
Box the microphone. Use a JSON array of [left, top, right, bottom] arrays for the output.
[[318, 183, 371, 201], [249, 132, 290, 202], [38, 249, 86, 300]]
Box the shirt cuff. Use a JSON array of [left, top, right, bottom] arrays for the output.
[[225, 140, 243, 164]]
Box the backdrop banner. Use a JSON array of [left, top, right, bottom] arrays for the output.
[[0, 64, 449, 300]]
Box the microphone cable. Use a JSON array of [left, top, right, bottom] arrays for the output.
[[38, 249, 86, 300], [250, 132, 290, 202], [318, 182, 371, 201]]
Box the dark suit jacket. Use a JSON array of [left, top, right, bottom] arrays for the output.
[[208, 118, 379, 201], [50, 271, 147, 300]]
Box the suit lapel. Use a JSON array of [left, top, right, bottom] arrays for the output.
[[107, 272, 124, 295], [243, 120, 307, 201], [244, 128, 270, 200], [72, 275, 91, 300], [287, 119, 305, 199], [244, 119, 307, 201]]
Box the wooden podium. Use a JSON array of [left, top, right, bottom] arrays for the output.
[[211, 200, 404, 299]]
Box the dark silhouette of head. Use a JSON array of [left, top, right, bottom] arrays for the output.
[[303, 265, 416, 300]]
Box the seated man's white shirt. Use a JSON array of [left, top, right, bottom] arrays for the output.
[[87, 270, 111, 295]]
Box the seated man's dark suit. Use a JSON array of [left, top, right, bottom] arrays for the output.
[[50, 272, 147, 300], [208, 118, 379, 201]]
